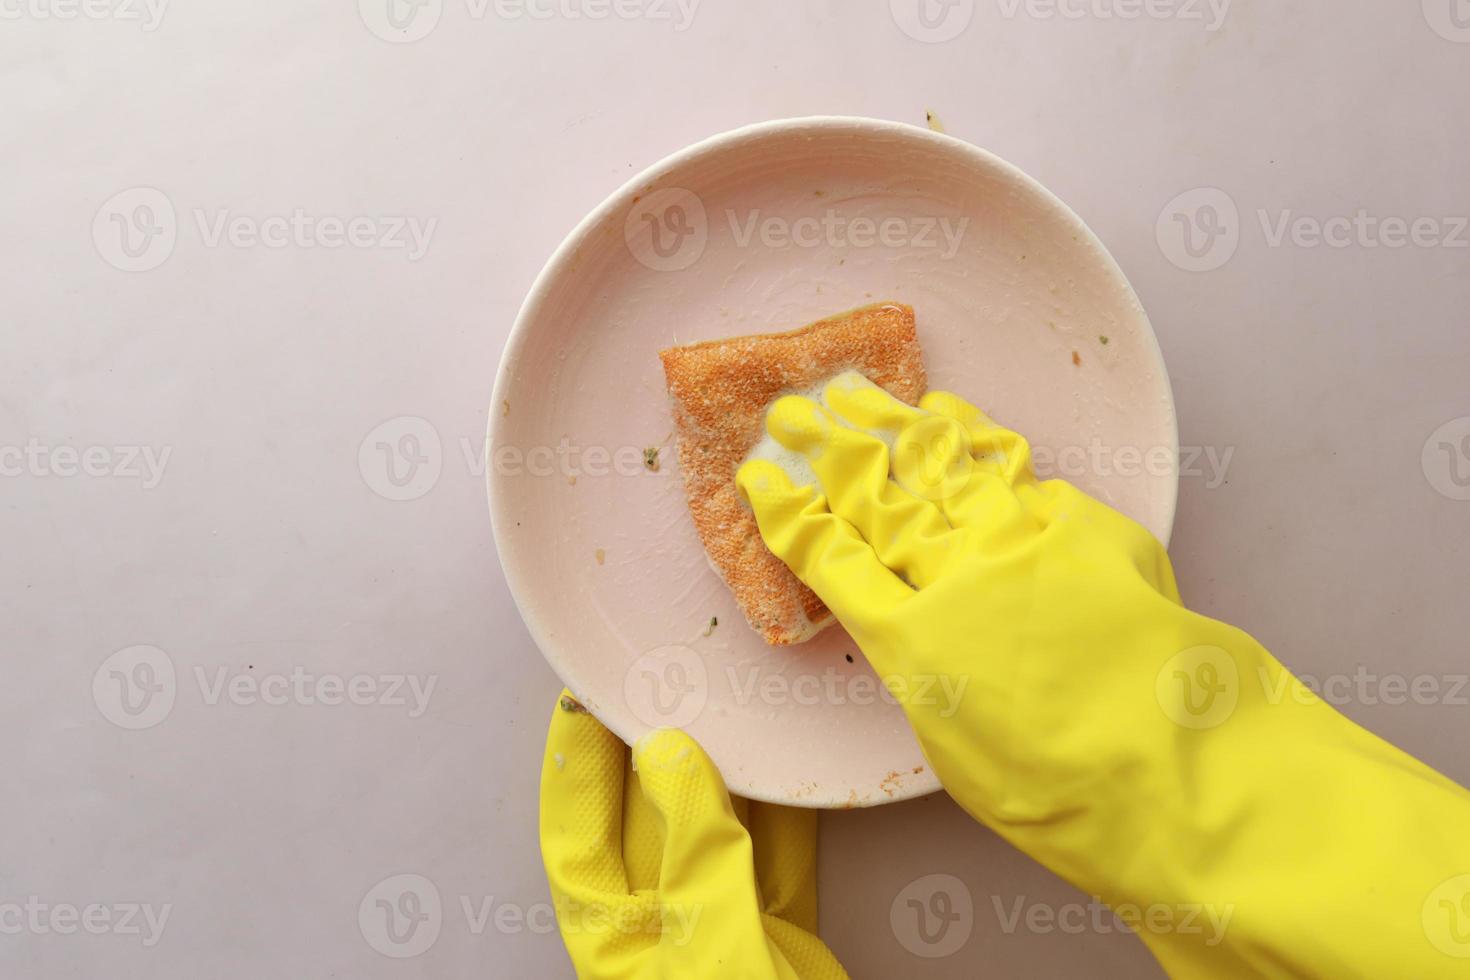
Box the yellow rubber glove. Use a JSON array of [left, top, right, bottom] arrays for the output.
[[736, 371, 1470, 979], [539, 692, 849, 980]]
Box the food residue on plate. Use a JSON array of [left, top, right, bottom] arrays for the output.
[[1099, 335, 1110, 345], [1072, 350, 1082, 366], [594, 548, 606, 565], [643, 447, 661, 472], [702, 616, 718, 637], [925, 109, 945, 133]]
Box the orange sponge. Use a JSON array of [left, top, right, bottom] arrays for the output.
[[659, 303, 928, 645]]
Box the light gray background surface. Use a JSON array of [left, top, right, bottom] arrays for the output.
[[4, 1, 1468, 976]]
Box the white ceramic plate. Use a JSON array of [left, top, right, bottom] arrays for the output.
[[489, 116, 1177, 807]]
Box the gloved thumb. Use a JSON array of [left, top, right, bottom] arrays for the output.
[[631, 729, 772, 960]]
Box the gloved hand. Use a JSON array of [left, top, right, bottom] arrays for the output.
[[539, 691, 849, 980], [736, 371, 1470, 979]]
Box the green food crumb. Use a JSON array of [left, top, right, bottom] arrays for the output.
[[703, 616, 718, 637], [643, 447, 660, 472], [559, 695, 588, 713], [1099, 335, 1110, 345]]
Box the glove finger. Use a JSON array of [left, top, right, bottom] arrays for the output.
[[540, 692, 631, 901], [821, 372, 980, 525], [918, 390, 1035, 486], [632, 729, 768, 950], [736, 459, 912, 630], [745, 801, 819, 931], [623, 772, 757, 896], [621, 753, 663, 893], [917, 390, 1042, 536], [818, 369, 927, 433], [763, 395, 968, 590], [542, 693, 669, 971]]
